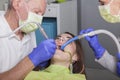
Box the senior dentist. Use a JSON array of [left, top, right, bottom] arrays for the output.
[[0, 0, 56, 80]]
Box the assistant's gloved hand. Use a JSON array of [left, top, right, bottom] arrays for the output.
[[117, 53, 120, 76], [117, 61, 120, 77], [79, 28, 105, 59], [28, 39, 56, 67]]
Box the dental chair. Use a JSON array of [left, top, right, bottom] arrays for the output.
[[85, 67, 120, 80]]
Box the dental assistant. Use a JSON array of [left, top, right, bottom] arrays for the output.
[[0, 0, 56, 80], [80, 0, 120, 77], [80, 28, 117, 73]]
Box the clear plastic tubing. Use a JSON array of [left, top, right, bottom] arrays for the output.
[[0, 22, 48, 39], [61, 29, 120, 53]]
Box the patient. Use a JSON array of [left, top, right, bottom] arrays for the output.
[[24, 32, 86, 80]]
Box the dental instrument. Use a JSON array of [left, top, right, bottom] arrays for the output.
[[0, 22, 48, 39], [61, 29, 120, 53], [37, 23, 48, 39]]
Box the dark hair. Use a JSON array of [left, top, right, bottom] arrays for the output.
[[64, 32, 85, 74]]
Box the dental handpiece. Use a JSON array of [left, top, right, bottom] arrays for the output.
[[37, 23, 48, 39], [60, 29, 120, 53]]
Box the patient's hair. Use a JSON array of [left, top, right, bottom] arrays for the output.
[[64, 32, 85, 74]]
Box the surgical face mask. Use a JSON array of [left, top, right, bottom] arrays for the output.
[[19, 12, 43, 33], [98, 0, 120, 23]]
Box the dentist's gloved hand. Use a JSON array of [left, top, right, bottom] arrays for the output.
[[79, 28, 105, 59], [39, 61, 49, 68], [117, 53, 120, 76], [28, 39, 56, 67]]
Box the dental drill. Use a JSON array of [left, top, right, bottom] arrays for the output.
[[37, 23, 48, 39], [0, 22, 48, 39], [61, 29, 120, 53]]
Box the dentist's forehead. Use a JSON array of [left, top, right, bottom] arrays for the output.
[[27, 0, 46, 15]]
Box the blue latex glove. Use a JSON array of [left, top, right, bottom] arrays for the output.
[[117, 62, 120, 76], [80, 28, 105, 59], [28, 39, 56, 67], [117, 53, 120, 76], [39, 61, 49, 68]]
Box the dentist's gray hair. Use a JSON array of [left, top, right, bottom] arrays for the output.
[[7, 0, 12, 10]]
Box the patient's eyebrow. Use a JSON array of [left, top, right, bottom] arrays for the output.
[[66, 37, 72, 39], [58, 35, 61, 37]]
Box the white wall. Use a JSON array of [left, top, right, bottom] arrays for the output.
[[0, 0, 8, 10]]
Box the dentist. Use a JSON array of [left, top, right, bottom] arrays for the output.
[[0, 0, 56, 80]]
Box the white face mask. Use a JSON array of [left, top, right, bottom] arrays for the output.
[[98, 0, 120, 23], [19, 11, 43, 33]]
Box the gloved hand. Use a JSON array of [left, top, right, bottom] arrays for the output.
[[79, 28, 105, 59], [117, 53, 120, 76], [39, 61, 49, 68], [28, 39, 56, 67], [117, 62, 120, 77]]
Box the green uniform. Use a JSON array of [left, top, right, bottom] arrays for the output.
[[24, 65, 86, 80]]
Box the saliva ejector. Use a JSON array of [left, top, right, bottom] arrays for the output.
[[0, 22, 48, 39], [61, 29, 120, 53]]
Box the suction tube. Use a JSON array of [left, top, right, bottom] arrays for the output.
[[61, 29, 120, 53], [0, 22, 48, 39]]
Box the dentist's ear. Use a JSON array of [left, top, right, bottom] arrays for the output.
[[13, 0, 28, 20]]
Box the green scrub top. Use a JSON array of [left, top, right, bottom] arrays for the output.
[[24, 65, 86, 80]]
